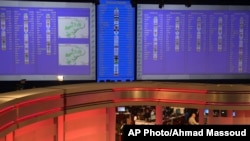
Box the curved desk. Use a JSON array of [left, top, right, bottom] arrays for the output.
[[0, 81, 250, 140]]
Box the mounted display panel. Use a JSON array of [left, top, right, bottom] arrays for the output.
[[97, 0, 135, 82], [137, 4, 250, 80], [0, 1, 96, 81]]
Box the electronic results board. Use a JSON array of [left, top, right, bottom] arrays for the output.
[[97, 0, 135, 82], [0, 1, 96, 81], [137, 4, 250, 80]]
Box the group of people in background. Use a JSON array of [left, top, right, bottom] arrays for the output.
[[116, 106, 199, 128]]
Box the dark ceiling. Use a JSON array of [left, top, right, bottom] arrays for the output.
[[6, 0, 250, 5]]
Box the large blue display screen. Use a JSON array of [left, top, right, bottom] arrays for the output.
[[97, 0, 135, 82], [137, 5, 250, 80], [0, 1, 96, 81]]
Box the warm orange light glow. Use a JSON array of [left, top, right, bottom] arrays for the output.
[[0, 106, 15, 132], [207, 102, 250, 106], [57, 116, 64, 141], [0, 121, 15, 132], [65, 108, 107, 141], [0, 106, 15, 114], [113, 98, 206, 105], [113, 87, 207, 94], [16, 95, 62, 107], [16, 108, 61, 122]]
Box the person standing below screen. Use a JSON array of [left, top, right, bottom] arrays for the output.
[[150, 108, 156, 122], [188, 113, 199, 125]]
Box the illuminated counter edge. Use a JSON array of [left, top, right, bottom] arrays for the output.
[[1, 81, 250, 137]]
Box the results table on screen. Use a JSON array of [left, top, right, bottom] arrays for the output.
[[0, 1, 96, 80], [97, 0, 135, 82], [137, 5, 250, 80]]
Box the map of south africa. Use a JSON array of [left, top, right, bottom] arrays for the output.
[[58, 44, 89, 66], [58, 17, 88, 38]]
